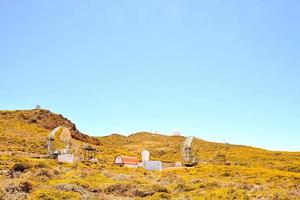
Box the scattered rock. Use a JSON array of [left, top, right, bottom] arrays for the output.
[[19, 181, 33, 193]]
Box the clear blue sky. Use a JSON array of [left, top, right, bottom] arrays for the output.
[[0, 1, 299, 151]]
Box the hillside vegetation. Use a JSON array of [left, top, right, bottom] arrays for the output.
[[0, 109, 299, 199], [0, 109, 99, 145]]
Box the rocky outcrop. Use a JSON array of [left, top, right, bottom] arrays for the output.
[[0, 109, 100, 145]]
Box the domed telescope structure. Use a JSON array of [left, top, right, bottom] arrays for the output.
[[47, 126, 72, 158], [141, 150, 150, 163], [181, 136, 198, 167]]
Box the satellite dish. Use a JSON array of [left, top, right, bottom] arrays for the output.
[[48, 126, 71, 143], [181, 136, 198, 166], [47, 126, 72, 157], [141, 150, 150, 162]]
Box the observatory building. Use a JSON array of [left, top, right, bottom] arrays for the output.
[[141, 150, 150, 163], [113, 151, 163, 170], [141, 150, 162, 171], [144, 160, 162, 171], [114, 155, 139, 168]]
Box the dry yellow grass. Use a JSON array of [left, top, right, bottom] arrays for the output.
[[0, 109, 299, 199]]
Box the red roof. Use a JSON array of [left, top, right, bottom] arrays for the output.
[[115, 155, 138, 165]]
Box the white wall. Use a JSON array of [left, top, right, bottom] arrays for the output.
[[144, 161, 162, 171], [124, 164, 138, 168], [58, 154, 75, 164]]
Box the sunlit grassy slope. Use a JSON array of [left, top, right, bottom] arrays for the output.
[[0, 109, 299, 199]]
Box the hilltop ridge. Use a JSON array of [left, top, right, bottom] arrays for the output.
[[0, 109, 100, 145]]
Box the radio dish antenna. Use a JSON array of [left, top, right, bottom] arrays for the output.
[[47, 126, 72, 158], [181, 136, 198, 166]]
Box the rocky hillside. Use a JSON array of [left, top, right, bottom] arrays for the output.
[[0, 109, 299, 199], [0, 109, 100, 145]]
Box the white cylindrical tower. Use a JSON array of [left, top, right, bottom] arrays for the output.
[[141, 150, 150, 163]]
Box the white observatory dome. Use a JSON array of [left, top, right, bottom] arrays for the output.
[[141, 150, 150, 162]]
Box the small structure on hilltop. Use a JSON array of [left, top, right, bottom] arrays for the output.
[[172, 131, 181, 136], [114, 155, 138, 168]]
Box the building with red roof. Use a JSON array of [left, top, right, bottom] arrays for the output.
[[114, 155, 139, 168]]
